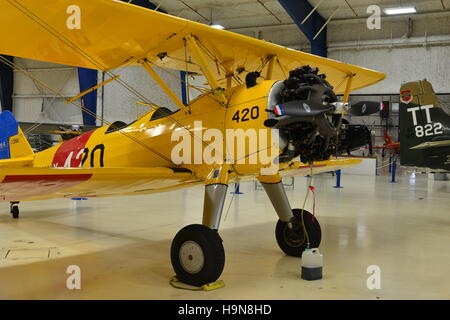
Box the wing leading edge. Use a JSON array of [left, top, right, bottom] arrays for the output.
[[0, 0, 385, 93], [279, 158, 362, 178], [0, 167, 199, 201]]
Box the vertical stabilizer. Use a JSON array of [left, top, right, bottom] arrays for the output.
[[399, 80, 450, 171], [0, 111, 34, 161]]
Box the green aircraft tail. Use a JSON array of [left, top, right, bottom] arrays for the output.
[[399, 80, 450, 171]]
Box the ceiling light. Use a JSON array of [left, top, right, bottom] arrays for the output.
[[210, 24, 225, 30], [384, 7, 417, 15]]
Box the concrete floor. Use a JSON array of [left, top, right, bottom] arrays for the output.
[[0, 171, 449, 300]]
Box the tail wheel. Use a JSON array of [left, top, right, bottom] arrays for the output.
[[275, 209, 321, 257], [170, 224, 225, 287], [10, 203, 19, 219]]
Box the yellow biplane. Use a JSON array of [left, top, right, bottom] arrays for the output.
[[0, 0, 385, 286]]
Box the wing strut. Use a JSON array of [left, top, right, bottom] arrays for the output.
[[65, 75, 120, 105], [140, 59, 190, 114], [342, 73, 356, 103], [265, 55, 276, 80], [186, 36, 228, 105]]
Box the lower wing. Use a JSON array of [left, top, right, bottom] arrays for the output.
[[0, 167, 200, 201], [279, 158, 361, 178], [0, 158, 360, 201]]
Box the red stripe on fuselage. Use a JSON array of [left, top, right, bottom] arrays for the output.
[[52, 130, 95, 167], [0, 174, 92, 201]]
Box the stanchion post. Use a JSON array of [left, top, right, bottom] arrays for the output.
[[389, 154, 392, 173], [390, 156, 397, 183], [333, 170, 344, 188], [231, 183, 244, 194]]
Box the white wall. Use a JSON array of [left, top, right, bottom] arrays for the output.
[[102, 66, 182, 125], [325, 12, 450, 94], [329, 44, 450, 94], [12, 58, 183, 126], [13, 58, 82, 124], [230, 11, 450, 95]]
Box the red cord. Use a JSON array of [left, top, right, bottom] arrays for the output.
[[309, 186, 316, 223]]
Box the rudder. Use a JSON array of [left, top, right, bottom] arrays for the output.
[[0, 110, 34, 160]]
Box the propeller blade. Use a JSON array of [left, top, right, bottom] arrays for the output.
[[273, 100, 336, 117], [348, 101, 381, 116]]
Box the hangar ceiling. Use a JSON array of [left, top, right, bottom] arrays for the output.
[[155, 0, 450, 49], [158, 0, 449, 27]]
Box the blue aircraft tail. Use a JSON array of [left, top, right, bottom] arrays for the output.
[[0, 110, 34, 160]]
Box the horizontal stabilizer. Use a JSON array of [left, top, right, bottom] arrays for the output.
[[410, 140, 450, 150]]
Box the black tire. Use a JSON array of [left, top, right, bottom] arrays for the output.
[[11, 206, 19, 219], [275, 209, 321, 257], [171, 224, 225, 287]]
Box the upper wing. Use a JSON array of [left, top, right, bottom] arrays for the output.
[[0, 0, 385, 93], [0, 167, 200, 201]]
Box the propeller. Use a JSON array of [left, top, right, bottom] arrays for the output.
[[265, 100, 382, 128], [265, 100, 336, 129], [272, 100, 336, 118], [347, 101, 382, 116]]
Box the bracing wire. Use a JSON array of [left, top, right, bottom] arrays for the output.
[[300, 166, 314, 248], [0, 56, 175, 164], [4, 0, 227, 164], [6, 0, 200, 142], [7, 0, 157, 107], [4, 0, 259, 169]]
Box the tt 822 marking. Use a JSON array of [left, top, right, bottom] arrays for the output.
[[414, 122, 443, 138]]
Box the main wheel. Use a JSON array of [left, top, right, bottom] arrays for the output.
[[275, 209, 321, 257], [171, 224, 225, 287]]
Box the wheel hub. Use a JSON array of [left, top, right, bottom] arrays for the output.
[[284, 224, 306, 247], [179, 241, 204, 274]]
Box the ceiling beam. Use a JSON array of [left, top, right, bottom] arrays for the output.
[[278, 0, 327, 57]]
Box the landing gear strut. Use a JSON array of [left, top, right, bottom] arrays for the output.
[[10, 202, 19, 219], [170, 175, 322, 285], [170, 184, 227, 286], [275, 209, 321, 257], [260, 179, 322, 257]]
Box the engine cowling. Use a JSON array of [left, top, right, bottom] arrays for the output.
[[266, 65, 343, 163]]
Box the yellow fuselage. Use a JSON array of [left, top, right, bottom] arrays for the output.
[[33, 80, 280, 182]]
